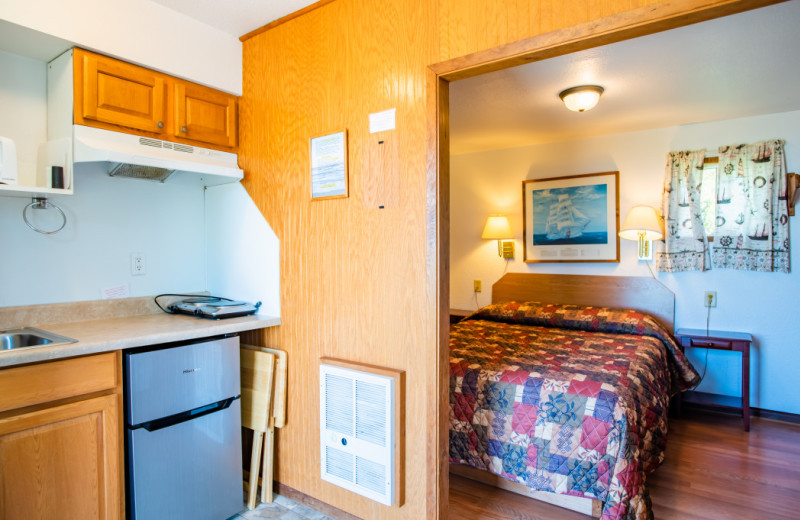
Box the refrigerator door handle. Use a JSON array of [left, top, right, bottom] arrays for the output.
[[132, 396, 238, 432]]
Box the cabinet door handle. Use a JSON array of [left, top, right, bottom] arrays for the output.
[[181, 126, 187, 133], [157, 121, 164, 129]]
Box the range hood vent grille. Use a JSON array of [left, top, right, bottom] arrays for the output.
[[109, 163, 175, 182], [137, 136, 195, 155], [139, 137, 163, 149], [174, 143, 193, 154]]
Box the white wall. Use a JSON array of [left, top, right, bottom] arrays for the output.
[[0, 0, 242, 94], [0, 50, 46, 184], [206, 183, 280, 316], [0, 164, 207, 306], [451, 110, 800, 415]]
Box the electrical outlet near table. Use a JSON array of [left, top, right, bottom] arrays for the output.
[[131, 252, 146, 276], [704, 291, 717, 307], [474, 279, 482, 293]]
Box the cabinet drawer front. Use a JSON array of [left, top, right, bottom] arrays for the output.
[[688, 337, 732, 350], [0, 353, 118, 413]]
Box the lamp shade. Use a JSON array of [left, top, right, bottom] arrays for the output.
[[559, 85, 604, 112], [619, 206, 664, 241], [482, 215, 513, 239]]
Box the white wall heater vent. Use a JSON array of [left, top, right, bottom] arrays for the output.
[[319, 360, 402, 506]]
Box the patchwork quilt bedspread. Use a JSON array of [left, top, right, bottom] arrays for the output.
[[449, 302, 700, 520]]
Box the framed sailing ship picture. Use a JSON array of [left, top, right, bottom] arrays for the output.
[[523, 171, 620, 263]]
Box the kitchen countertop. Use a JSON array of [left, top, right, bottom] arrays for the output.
[[0, 299, 280, 368]]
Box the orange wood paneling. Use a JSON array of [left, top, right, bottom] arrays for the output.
[[240, 1, 780, 519], [241, 1, 436, 518]]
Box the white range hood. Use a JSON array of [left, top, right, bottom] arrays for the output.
[[72, 125, 243, 184]]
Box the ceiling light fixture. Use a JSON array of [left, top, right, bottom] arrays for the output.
[[558, 85, 604, 112]]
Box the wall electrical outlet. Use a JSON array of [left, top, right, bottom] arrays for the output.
[[704, 291, 717, 308], [474, 279, 482, 293], [131, 252, 146, 276]]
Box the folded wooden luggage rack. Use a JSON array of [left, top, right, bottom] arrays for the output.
[[240, 345, 287, 509]]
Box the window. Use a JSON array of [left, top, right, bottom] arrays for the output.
[[699, 157, 718, 238]]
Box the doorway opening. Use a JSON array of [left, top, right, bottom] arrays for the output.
[[427, 1, 794, 518]]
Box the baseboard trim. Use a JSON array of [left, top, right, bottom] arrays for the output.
[[682, 401, 800, 425], [752, 407, 800, 424], [275, 482, 363, 520]]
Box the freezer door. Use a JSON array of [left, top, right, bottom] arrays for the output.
[[128, 399, 243, 520], [127, 336, 240, 425]]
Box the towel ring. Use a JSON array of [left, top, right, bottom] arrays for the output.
[[23, 197, 67, 235]]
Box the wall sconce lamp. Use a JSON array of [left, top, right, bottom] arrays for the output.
[[558, 85, 604, 112], [618, 205, 664, 260], [482, 215, 514, 258]]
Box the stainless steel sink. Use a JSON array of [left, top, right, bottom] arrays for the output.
[[0, 327, 77, 350]]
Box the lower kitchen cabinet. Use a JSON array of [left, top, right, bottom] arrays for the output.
[[0, 352, 123, 520]]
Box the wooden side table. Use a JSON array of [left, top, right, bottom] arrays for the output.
[[675, 328, 753, 431]]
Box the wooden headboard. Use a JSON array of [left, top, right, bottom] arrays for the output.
[[492, 273, 675, 333]]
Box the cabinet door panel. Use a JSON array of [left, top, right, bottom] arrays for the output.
[[0, 394, 122, 520], [80, 50, 166, 134], [174, 82, 237, 149]]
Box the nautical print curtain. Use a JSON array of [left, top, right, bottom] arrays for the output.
[[711, 140, 790, 273], [657, 150, 710, 272]]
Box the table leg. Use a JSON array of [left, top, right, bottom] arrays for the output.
[[742, 346, 750, 432]]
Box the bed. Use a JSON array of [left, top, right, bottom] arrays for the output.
[[448, 273, 700, 520]]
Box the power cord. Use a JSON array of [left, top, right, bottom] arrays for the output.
[[645, 259, 657, 280], [154, 293, 237, 314], [696, 297, 713, 384]]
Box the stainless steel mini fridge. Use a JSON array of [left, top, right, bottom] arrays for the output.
[[125, 335, 243, 520]]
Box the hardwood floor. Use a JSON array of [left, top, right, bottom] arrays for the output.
[[449, 409, 800, 519]]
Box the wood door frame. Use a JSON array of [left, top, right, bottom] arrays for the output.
[[425, 1, 783, 518]]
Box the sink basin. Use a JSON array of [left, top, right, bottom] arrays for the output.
[[0, 327, 77, 350]]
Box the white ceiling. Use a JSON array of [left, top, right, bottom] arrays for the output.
[[450, 1, 800, 155], [149, 0, 318, 36]]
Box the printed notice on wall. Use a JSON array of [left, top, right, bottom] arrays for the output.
[[101, 283, 130, 300], [310, 130, 348, 200], [369, 108, 396, 134]]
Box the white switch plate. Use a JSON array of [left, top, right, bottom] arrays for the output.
[[131, 252, 146, 276]]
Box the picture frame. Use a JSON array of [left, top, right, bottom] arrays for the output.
[[523, 171, 620, 263], [310, 130, 348, 200]]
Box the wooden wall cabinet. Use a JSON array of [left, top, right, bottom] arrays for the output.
[[79, 50, 167, 135], [0, 352, 123, 520], [74, 48, 238, 152], [174, 82, 237, 149]]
